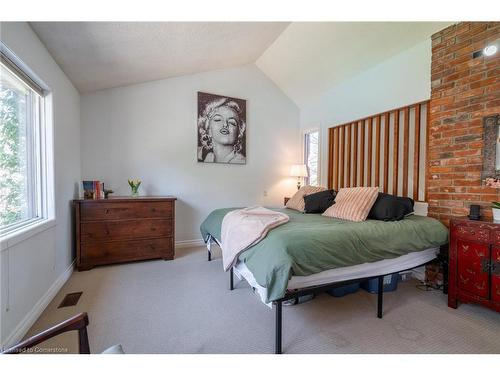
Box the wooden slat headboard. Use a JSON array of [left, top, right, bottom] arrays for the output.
[[327, 100, 429, 202]]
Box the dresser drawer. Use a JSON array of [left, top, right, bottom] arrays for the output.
[[81, 238, 174, 266], [80, 201, 173, 221], [453, 224, 490, 243], [81, 219, 173, 242]]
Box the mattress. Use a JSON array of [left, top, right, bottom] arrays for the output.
[[233, 247, 439, 307]]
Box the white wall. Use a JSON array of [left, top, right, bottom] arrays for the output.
[[81, 64, 300, 243], [300, 40, 432, 185], [0, 22, 81, 347]]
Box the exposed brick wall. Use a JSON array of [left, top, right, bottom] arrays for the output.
[[428, 22, 500, 226]]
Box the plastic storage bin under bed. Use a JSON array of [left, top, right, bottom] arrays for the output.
[[327, 273, 399, 297]]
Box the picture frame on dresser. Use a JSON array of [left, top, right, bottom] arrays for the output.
[[73, 196, 176, 271]]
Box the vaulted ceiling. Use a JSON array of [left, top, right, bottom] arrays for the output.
[[29, 22, 452, 103], [29, 22, 289, 93], [256, 22, 452, 107]]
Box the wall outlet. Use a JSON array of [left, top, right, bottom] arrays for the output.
[[263, 190, 268, 197]]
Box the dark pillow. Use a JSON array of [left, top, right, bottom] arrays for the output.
[[399, 196, 415, 216], [368, 193, 409, 221], [304, 189, 336, 214]]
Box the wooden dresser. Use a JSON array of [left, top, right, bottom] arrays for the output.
[[74, 196, 176, 271], [449, 217, 500, 312]]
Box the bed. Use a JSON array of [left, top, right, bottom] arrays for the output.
[[200, 206, 448, 353]]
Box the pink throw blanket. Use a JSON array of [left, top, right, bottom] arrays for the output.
[[220, 206, 289, 271]]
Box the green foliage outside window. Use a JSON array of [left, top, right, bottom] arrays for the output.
[[0, 84, 28, 227]]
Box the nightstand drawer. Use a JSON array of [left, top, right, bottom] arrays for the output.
[[81, 219, 173, 242], [80, 201, 173, 221]]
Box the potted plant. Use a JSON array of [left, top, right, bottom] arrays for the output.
[[492, 202, 500, 222], [128, 179, 141, 197]]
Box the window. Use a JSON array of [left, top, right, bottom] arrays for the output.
[[0, 46, 51, 237], [304, 129, 320, 186]]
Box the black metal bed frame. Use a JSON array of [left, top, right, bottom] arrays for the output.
[[205, 235, 437, 354]]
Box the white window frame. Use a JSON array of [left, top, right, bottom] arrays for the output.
[[302, 126, 321, 187], [0, 42, 55, 248]]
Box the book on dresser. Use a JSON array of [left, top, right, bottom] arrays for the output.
[[73, 196, 176, 271]]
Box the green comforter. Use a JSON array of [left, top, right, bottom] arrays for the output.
[[200, 208, 448, 302]]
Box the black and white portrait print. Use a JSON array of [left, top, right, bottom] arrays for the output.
[[197, 92, 246, 164]]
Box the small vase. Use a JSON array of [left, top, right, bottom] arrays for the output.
[[493, 208, 500, 222], [131, 188, 139, 198]]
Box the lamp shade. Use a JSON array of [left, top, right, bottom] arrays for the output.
[[290, 164, 308, 178]]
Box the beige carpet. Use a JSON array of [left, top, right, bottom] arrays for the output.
[[22, 245, 500, 354]]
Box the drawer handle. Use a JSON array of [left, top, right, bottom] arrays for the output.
[[492, 260, 500, 276], [105, 209, 110, 214], [481, 258, 491, 273]]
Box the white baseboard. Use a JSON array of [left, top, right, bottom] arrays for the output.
[[175, 239, 205, 249], [2, 260, 74, 349]]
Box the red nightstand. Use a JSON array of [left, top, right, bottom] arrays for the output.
[[449, 217, 500, 313]]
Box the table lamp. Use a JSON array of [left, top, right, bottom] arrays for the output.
[[290, 164, 308, 190]]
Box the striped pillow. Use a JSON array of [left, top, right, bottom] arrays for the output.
[[285, 185, 327, 212], [322, 187, 379, 222]]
